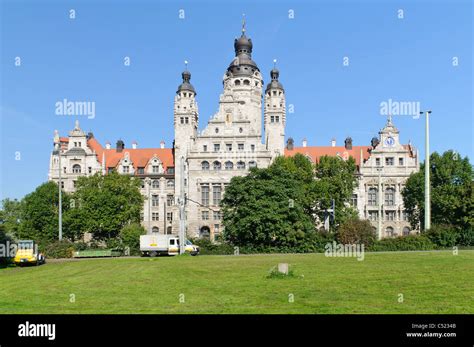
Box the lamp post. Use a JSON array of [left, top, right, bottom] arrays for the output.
[[178, 156, 186, 254], [420, 110, 432, 230], [53, 141, 63, 241], [377, 167, 382, 240]]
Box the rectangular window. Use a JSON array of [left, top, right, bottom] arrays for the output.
[[226, 143, 232, 152], [351, 194, 357, 207], [152, 212, 159, 221], [201, 211, 209, 220], [251, 144, 255, 152], [167, 195, 174, 207], [88, 167, 92, 174], [375, 158, 381, 166], [368, 211, 378, 221], [203, 145, 208, 152], [214, 144, 220, 152], [399, 158, 404, 166], [167, 212, 173, 222], [238, 143, 244, 151], [123, 166, 129, 173], [385, 157, 394, 166], [180, 117, 184, 124], [185, 117, 189, 124], [137, 167, 145, 174], [61, 181, 65, 189], [152, 165, 160, 173], [214, 224, 220, 234], [270, 116, 275, 123], [213, 185, 222, 206], [140, 213, 144, 222], [213, 211, 222, 220], [152, 195, 159, 207], [385, 211, 396, 221], [201, 185, 209, 206]]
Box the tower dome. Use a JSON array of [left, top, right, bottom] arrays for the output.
[[265, 67, 284, 92], [177, 69, 196, 94], [227, 22, 259, 77]]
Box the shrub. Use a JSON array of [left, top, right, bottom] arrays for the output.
[[192, 238, 235, 255], [44, 240, 75, 258], [457, 228, 474, 246], [336, 219, 376, 247], [425, 224, 459, 247], [119, 223, 146, 255], [369, 235, 435, 252]]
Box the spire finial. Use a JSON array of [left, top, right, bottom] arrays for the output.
[[273, 58, 277, 68], [75, 119, 80, 130], [184, 60, 188, 70], [242, 13, 246, 35], [387, 114, 393, 126]]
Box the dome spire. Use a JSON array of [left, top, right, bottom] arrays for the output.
[[242, 13, 246, 35], [177, 60, 196, 95]]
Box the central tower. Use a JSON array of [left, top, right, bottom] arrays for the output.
[[220, 23, 264, 136]]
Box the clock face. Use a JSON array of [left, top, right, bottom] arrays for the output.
[[384, 136, 395, 147]]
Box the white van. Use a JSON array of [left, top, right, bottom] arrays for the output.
[[140, 234, 199, 256]]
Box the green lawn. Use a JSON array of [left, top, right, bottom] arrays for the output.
[[0, 251, 473, 314]]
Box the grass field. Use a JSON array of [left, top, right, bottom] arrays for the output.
[[0, 251, 473, 314]]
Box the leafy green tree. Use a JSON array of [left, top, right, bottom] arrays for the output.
[[73, 172, 144, 240], [402, 151, 473, 231], [313, 155, 358, 228], [0, 198, 22, 238], [17, 182, 70, 242], [222, 154, 316, 248]]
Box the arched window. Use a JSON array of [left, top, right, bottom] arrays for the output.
[[234, 80, 241, 86], [152, 227, 159, 234], [385, 187, 395, 206], [152, 180, 160, 189], [385, 226, 394, 237], [201, 161, 210, 170], [167, 179, 174, 188], [225, 161, 233, 170], [243, 79, 250, 86], [368, 187, 378, 206], [237, 161, 246, 170], [166, 226, 172, 235], [213, 161, 221, 171], [402, 227, 410, 236], [248, 161, 257, 168], [72, 164, 81, 174]]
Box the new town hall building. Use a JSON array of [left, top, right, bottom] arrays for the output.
[[48, 27, 419, 240]]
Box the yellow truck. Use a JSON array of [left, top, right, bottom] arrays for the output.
[[14, 240, 46, 266], [140, 235, 199, 256]]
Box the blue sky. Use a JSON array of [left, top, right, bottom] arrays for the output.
[[1, 0, 472, 200]]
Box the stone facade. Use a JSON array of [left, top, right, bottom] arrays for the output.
[[48, 28, 419, 241]]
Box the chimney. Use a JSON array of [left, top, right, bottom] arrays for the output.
[[105, 141, 111, 150], [160, 140, 165, 149], [302, 138, 307, 148], [286, 137, 294, 151], [331, 138, 336, 147], [116, 140, 125, 153], [132, 141, 137, 149], [344, 137, 352, 150]]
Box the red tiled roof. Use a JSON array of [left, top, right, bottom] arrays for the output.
[[285, 146, 372, 167], [87, 138, 174, 170]]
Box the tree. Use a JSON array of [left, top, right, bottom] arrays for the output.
[[222, 154, 316, 248], [17, 182, 70, 242], [0, 198, 22, 238], [402, 150, 473, 231], [313, 155, 359, 228], [73, 172, 144, 240]]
